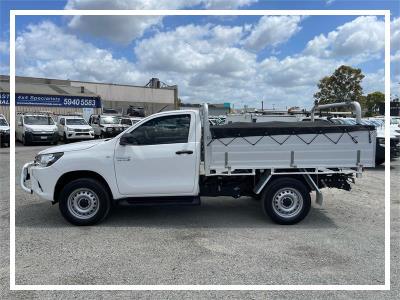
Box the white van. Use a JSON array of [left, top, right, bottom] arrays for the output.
[[57, 116, 94, 143], [16, 113, 58, 146]]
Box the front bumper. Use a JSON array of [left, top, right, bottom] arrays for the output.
[[21, 161, 59, 201], [26, 132, 58, 143], [0, 132, 10, 145], [65, 131, 95, 140]]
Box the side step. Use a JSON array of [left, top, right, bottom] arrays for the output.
[[116, 196, 201, 207]]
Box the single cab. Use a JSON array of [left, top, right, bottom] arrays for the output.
[[21, 103, 376, 225]]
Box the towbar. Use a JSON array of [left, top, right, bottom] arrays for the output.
[[310, 101, 362, 124]]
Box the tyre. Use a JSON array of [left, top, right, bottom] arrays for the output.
[[63, 133, 69, 144], [376, 158, 384, 165], [22, 134, 29, 146], [58, 178, 111, 225], [261, 177, 311, 225]]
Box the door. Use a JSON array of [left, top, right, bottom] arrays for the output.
[[114, 113, 198, 196]]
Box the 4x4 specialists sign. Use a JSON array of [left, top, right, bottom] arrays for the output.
[[0, 92, 101, 108]]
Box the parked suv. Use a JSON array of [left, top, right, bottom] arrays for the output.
[[0, 114, 10, 148], [16, 113, 58, 146], [119, 116, 143, 130], [57, 116, 95, 143], [88, 114, 125, 138]]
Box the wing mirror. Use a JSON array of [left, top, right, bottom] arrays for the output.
[[120, 133, 138, 146]]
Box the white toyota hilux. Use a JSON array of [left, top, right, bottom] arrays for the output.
[[21, 103, 376, 226]]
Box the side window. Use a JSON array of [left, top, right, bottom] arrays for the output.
[[122, 119, 129, 125], [129, 114, 191, 145]]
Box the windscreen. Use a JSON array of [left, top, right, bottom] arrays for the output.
[[24, 116, 54, 125], [66, 118, 87, 125], [100, 116, 119, 124]]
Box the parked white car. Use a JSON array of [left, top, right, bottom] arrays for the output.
[[0, 114, 10, 147], [119, 116, 143, 130], [57, 116, 94, 143], [21, 103, 376, 226], [16, 113, 58, 146], [88, 114, 125, 138]]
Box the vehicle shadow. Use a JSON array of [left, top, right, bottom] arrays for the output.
[[16, 197, 337, 229], [365, 163, 395, 172]]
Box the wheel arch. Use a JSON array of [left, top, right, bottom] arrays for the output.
[[53, 170, 113, 203], [254, 172, 313, 195]]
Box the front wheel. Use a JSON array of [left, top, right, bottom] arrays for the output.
[[261, 178, 311, 225], [58, 178, 111, 225]]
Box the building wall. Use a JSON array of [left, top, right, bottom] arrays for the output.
[[102, 100, 174, 116], [70, 81, 176, 105]]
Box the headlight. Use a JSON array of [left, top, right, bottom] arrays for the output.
[[377, 138, 385, 147], [25, 127, 33, 133], [66, 127, 74, 132], [34, 152, 63, 167], [53, 127, 58, 132]]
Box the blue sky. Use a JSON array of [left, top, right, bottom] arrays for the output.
[[0, 0, 399, 109]]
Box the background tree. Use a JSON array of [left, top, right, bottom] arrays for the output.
[[314, 65, 365, 104], [365, 91, 385, 116]]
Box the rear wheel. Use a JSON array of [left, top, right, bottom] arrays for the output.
[[261, 178, 311, 225], [59, 178, 111, 225]]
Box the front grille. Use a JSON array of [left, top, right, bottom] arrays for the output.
[[74, 129, 90, 133], [33, 132, 53, 136]]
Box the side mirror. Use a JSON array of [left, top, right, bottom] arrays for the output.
[[120, 133, 138, 146]]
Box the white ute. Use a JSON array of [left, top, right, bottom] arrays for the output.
[[21, 102, 376, 225], [57, 115, 95, 142]]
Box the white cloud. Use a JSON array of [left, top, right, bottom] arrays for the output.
[[15, 21, 146, 84], [134, 24, 254, 78], [392, 17, 400, 53], [259, 55, 343, 88], [304, 16, 385, 62], [13, 17, 391, 109], [243, 16, 303, 51], [64, 0, 257, 44], [0, 41, 8, 54], [362, 69, 384, 95]]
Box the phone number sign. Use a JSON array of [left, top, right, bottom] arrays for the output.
[[0, 92, 101, 108]]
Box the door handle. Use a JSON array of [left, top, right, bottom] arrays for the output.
[[116, 157, 131, 161], [175, 150, 193, 155]]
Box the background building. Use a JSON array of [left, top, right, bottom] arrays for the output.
[[0, 76, 177, 121], [180, 102, 231, 116]]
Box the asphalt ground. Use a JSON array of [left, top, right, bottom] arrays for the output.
[[0, 143, 399, 299]]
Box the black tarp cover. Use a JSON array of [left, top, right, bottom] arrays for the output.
[[210, 122, 374, 139]]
